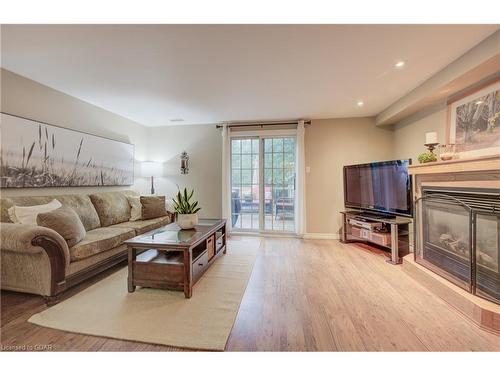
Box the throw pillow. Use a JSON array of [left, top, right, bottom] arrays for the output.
[[37, 206, 86, 247], [89, 192, 131, 226], [8, 199, 62, 225], [140, 196, 168, 220], [126, 195, 142, 221]]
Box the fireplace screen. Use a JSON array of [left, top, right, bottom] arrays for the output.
[[415, 188, 500, 304], [476, 213, 499, 301]]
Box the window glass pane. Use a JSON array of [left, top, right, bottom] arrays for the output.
[[251, 154, 259, 169], [252, 169, 259, 184], [274, 186, 285, 200], [284, 138, 295, 153], [264, 169, 272, 184], [285, 169, 295, 184], [284, 217, 295, 232], [273, 169, 283, 185], [241, 154, 252, 169], [241, 214, 251, 229], [231, 154, 241, 169], [252, 139, 259, 154], [252, 185, 259, 201], [241, 169, 252, 185], [251, 214, 259, 229], [232, 169, 241, 184], [264, 154, 272, 168], [273, 138, 283, 152], [273, 153, 283, 168], [264, 214, 273, 230], [232, 187, 241, 198], [284, 153, 295, 168], [241, 139, 252, 154], [264, 190, 273, 215], [231, 139, 241, 153], [264, 139, 273, 153], [232, 214, 241, 228]]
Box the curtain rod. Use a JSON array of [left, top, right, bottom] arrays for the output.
[[215, 120, 311, 129]]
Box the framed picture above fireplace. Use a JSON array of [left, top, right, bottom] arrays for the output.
[[447, 79, 500, 158]]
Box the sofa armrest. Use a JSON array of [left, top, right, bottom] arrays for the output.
[[1, 222, 70, 297], [0, 223, 70, 296], [1, 222, 70, 267]]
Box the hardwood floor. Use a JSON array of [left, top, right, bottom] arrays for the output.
[[1, 236, 499, 351]]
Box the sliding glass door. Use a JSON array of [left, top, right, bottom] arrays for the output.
[[231, 135, 296, 233], [231, 138, 260, 231]]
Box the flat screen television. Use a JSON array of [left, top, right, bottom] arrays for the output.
[[343, 159, 412, 217]]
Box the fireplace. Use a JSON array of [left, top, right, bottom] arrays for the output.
[[415, 187, 500, 304]]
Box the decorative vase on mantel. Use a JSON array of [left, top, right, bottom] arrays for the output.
[[439, 144, 456, 161]]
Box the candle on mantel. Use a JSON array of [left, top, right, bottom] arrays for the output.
[[425, 132, 438, 144]]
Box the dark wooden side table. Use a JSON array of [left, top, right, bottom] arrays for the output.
[[124, 219, 226, 298]]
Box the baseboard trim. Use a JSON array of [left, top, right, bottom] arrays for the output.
[[228, 231, 340, 240], [230, 231, 300, 239], [303, 233, 340, 240]]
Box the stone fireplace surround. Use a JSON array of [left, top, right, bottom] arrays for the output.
[[407, 155, 500, 334]]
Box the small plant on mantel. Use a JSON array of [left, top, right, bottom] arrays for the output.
[[417, 151, 437, 164], [172, 188, 201, 229]]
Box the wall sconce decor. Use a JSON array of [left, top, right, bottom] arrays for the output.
[[180, 151, 189, 174]]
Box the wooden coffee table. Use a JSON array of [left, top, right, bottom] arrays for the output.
[[124, 219, 226, 298]]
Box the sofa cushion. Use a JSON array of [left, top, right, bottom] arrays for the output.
[[126, 195, 142, 221], [89, 192, 131, 227], [110, 215, 171, 235], [37, 206, 86, 247], [69, 227, 135, 262], [140, 196, 168, 220], [8, 199, 62, 225], [1, 194, 101, 231]]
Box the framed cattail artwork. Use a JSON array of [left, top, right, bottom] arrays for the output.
[[0, 113, 134, 188]]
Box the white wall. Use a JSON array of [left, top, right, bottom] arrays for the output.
[[1, 69, 223, 219], [146, 125, 222, 219], [392, 104, 448, 162], [305, 117, 394, 235], [1, 68, 150, 196]]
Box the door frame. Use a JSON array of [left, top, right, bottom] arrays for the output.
[[229, 128, 298, 235]]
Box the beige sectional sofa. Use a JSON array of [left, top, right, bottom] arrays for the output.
[[0, 190, 173, 304]]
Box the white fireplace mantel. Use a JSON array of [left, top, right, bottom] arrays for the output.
[[408, 154, 500, 175]]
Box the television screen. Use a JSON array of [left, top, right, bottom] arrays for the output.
[[343, 159, 412, 217]]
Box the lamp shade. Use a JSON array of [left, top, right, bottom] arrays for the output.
[[141, 161, 163, 177]]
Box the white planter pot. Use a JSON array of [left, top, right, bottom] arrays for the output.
[[177, 213, 198, 230]]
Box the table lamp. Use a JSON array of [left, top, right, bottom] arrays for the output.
[[141, 161, 163, 195]]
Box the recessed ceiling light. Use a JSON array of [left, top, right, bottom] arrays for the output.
[[475, 100, 484, 105], [357, 101, 364, 107], [170, 118, 184, 122], [394, 61, 406, 68]]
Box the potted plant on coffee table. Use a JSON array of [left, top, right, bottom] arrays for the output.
[[172, 187, 201, 230]]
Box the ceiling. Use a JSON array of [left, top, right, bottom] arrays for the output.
[[1, 24, 498, 126]]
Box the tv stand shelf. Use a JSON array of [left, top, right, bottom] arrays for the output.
[[340, 210, 412, 264]]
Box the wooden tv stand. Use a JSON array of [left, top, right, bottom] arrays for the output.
[[340, 210, 412, 264]]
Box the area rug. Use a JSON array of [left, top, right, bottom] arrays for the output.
[[28, 239, 259, 351]]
